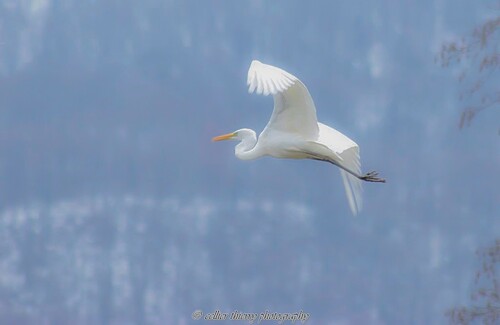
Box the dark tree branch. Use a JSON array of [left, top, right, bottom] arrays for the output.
[[438, 10, 500, 129], [446, 239, 500, 324]]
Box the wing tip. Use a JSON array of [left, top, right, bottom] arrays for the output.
[[246, 59, 298, 96]]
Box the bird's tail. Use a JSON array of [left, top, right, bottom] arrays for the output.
[[339, 147, 363, 215], [340, 170, 363, 215]]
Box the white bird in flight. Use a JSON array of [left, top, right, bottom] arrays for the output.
[[213, 60, 385, 215]]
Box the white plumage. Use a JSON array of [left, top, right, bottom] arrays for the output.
[[213, 60, 385, 215]]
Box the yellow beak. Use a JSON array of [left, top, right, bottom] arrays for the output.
[[212, 132, 236, 142]]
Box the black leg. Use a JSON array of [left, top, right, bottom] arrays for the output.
[[360, 171, 386, 183], [309, 155, 386, 183]]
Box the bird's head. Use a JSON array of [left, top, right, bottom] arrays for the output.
[[212, 128, 255, 142], [212, 128, 259, 160]]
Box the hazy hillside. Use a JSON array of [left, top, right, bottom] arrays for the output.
[[0, 1, 498, 324]]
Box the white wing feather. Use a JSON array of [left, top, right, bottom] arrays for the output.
[[247, 60, 296, 95], [317, 123, 363, 215], [247, 60, 319, 139], [339, 148, 363, 215]]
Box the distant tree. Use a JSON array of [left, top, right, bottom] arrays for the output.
[[438, 9, 500, 128], [446, 239, 500, 324]]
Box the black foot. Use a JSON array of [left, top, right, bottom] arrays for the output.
[[360, 171, 386, 183]]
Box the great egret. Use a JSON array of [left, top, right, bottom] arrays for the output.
[[213, 60, 385, 215]]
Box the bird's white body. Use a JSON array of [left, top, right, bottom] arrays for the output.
[[213, 60, 384, 215]]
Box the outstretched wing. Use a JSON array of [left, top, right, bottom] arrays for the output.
[[247, 60, 319, 139]]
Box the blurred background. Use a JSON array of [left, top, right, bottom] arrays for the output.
[[0, 0, 498, 324]]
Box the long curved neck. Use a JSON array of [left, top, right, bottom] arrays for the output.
[[235, 131, 262, 160]]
